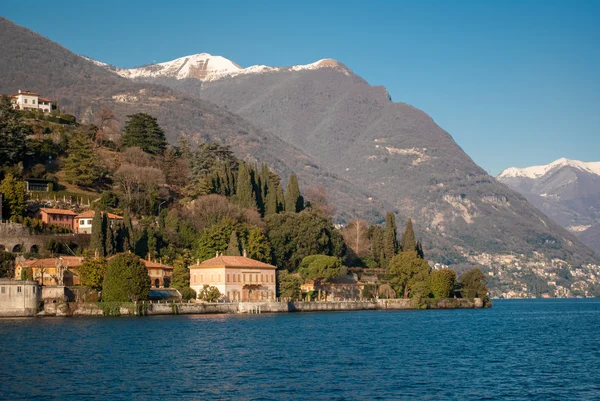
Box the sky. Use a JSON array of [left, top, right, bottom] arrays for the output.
[[3, 0, 599, 175]]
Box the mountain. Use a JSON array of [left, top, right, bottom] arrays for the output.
[[498, 158, 600, 255], [0, 17, 384, 222], [109, 52, 599, 267]]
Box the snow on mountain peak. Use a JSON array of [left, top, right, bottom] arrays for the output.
[[498, 158, 600, 179], [109, 53, 352, 82]]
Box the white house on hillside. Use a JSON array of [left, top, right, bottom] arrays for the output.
[[10, 90, 53, 113]]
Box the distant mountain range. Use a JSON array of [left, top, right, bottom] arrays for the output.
[[498, 158, 600, 255], [1, 17, 597, 269]]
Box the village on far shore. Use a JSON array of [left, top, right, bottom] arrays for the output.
[[0, 90, 490, 317]]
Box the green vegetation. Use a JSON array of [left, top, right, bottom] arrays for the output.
[[63, 130, 103, 187], [79, 256, 107, 289], [197, 285, 221, 302], [102, 253, 150, 302], [0, 95, 30, 167], [0, 251, 15, 278], [298, 255, 344, 282], [0, 173, 26, 221], [121, 113, 167, 155]]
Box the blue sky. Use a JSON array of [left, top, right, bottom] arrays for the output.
[[3, 0, 599, 175]]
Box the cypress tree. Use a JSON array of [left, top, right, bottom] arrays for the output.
[[285, 174, 303, 213], [90, 208, 106, 257], [101, 211, 109, 255], [370, 226, 384, 264], [236, 163, 257, 209], [416, 240, 424, 259], [106, 225, 116, 256], [401, 218, 417, 253], [383, 212, 398, 262], [250, 165, 264, 214], [227, 231, 242, 256], [276, 185, 285, 213], [265, 184, 278, 216], [122, 210, 134, 252]]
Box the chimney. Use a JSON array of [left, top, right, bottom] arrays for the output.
[[216, 251, 218, 257], [196, 259, 199, 265], [243, 249, 247, 258], [18, 89, 21, 94]]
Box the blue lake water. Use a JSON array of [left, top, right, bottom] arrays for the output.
[[1, 300, 600, 400]]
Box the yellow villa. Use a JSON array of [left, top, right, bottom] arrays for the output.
[[189, 254, 277, 302]]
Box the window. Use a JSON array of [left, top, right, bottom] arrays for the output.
[[211, 274, 214, 282], [33, 286, 36, 294], [226, 274, 230, 283], [17, 286, 22, 293], [24, 99, 27, 104], [261, 274, 264, 282], [87, 220, 92, 225], [237, 274, 241, 282], [193, 274, 197, 284], [33, 99, 36, 104], [256, 274, 259, 282], [1, 287, 5, 294]]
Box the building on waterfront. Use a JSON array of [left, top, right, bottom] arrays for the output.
[[75, 210, 123, 234], [0, 279, 40, 317], [34, 208, 77, 231], [189, 254, 277, 302], [15, 256, 83, 286], [10, 89, 53, 113], [142, 258, 174, 288]]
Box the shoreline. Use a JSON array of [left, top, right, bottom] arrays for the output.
[[33, 298, 486, 317]]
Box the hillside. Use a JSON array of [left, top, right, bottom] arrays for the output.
[[112, 53, 599, 265], [0, 17, 385, 223]]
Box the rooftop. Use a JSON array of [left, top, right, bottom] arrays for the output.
[[20, 256, 84, 268], [40, 208, 77, 216], [76, 210, 123, 220], [191, 255, 276, 269]]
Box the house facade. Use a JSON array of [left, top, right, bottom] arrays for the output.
[[16, 256, 83, 286], [10, 90, 53, 113], [0, 279, 40, 317], [35, 208, 77, 231], [189, 254, 277, 302], [142, 258, 174, 288], [75, 210, 123, 234]]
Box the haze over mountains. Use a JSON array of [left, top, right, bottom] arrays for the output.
[[498, 158, 600, 255], [1, 17, 598, 267]]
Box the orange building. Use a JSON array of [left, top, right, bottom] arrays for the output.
[[142, 258, 174, 288], [35, 208, 77, 231], [189, 254, 277, 302], [16, 256, 83, 286]]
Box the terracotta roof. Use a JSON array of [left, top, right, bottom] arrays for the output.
[[191, 255, 276, 269], [11, 91, 39, 97], [38, 97, 52, 102], [21, 256, 84, 268], [142, 259, 173, 270], [76, 210, 123, 220], [40, 208, 77, 216]]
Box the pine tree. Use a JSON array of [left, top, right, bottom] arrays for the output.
[[0, 95, 30, 167], [90, 209, 106, 256], [401, 218, 417, 253], [0, 173, 26, 220], [383, 212, 398, 262], [121, 113, 167, 155], [236, 163, 257, 209], [63, 131, 102, 187], [227, 231, 242, 256], [285, 174, 303, 213]]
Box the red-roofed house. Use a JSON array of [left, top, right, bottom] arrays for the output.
[[34, 208, 77, 231], [142, 258, 174, 288], [15, 256, 83, 286], [75, 210, 123, 234], [189, 254, 277, 302], [10, 89, 53, 113]]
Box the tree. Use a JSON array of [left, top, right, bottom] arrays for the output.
[[298, 255, 344, 282], [63, 130, 103, 187], [79, 256, 107, 289], [0, 173, 26, 220], [114, 163, 165, 215], [121, 113, 167, 155], [245, 227, 272, 263], [0, 251, 15, 278], [0, 95, 30, 167], [197, 285, 221, 302], [459, 268, 490, 305], [102, 253, 150, 302], [341, 219, 370, 259], [106, 225, 116, 256], [305, 184, 335, 217], [120, 211, 134, 252], [266, 209, 345, 271], [227, 231, 242, 256], [429, 268, 457, 299], [369, 225, 384, 265], [401, 218, 417, 253], [93, 107, 120, 146], [277, 270, 303, 300], [383, 212, 398, 263], [195, 218, 240, 262], [90, 209, 106, 257], [284, 174, 304, 213], [387, 251, 430, 298], [171, 251, 191, 290], [236, 163, 257, 209], [190, 142, 238, 178]]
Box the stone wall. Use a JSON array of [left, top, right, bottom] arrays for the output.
[[0, 221, 90, 254]]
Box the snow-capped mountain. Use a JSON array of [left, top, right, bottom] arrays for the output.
[[111, 53, 352, 82], [498, 158, 600, 180], [498, 158, 600, 255]]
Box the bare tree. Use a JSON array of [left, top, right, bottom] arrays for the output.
[[342, 219, 370, 258], [305, 184, 335, 217], [183, 194, 244, 231], [114, 163, 165, 214], [94, 107, 120, 146]]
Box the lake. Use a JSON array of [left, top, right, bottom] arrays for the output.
[[1, 299, 600, 400]]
